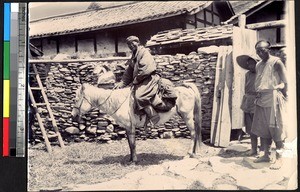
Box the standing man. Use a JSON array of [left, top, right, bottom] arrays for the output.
[[115, 36, 160, 125], [237, 54, 263, 156], [251, 40, 288, 169]]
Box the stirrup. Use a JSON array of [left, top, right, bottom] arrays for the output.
[[144, 117, 153, 132], [150, 114, 160, 125]]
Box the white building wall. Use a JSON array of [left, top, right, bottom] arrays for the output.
[[96, 32, 115, 56], [59, 36, 75, 55], [42, 38, 57, 56]]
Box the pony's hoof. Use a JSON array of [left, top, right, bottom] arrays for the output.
[[188, 153, 197, 158], [129, 158, 138, 165], [129, 161, 137, 165], [188, 153, 201, 159]]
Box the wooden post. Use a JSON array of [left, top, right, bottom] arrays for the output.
[[238, 14, 246, 28]]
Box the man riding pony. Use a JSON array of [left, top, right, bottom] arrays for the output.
[[114, 36, 170, 126]]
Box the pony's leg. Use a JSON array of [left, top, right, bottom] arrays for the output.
[[126, 129, 137, 162], [181, 112, 203, 157]]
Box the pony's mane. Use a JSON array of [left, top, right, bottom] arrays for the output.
[[83, 83, 130, 98], [82, 83, 95, 89], [102, 65, 111, 72]]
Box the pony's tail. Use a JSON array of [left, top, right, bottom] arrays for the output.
[[183, 83, 203, 153]]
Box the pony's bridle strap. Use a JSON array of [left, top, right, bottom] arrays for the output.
[[73, 95, 93, 114], [98, 89, 114, 106]]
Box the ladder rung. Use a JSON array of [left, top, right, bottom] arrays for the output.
[[48, 134, 58, 139], [30, 65, 65, 150], [36, 103, 47, 106], [31, 87, 42, 90]]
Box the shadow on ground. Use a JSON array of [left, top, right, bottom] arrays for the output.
[[218, 149, 250, 158], [65, 153, 184, 166]]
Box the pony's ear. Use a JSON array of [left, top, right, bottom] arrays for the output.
[[82, 83, 86, 91], [79, 84, 85, 95]]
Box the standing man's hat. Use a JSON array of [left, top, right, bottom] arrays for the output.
[[126, 36, 140, 43], [236, 55, 259, 70]]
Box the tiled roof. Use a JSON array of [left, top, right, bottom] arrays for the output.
[[225, 0, 273, 24], [29, 1, 211, 38], [146, 24, 233, 47]]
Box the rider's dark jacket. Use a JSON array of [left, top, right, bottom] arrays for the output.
[[121, 45, 160, 110]]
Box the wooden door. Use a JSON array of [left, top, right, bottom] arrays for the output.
[[231, 27, 257, 130]]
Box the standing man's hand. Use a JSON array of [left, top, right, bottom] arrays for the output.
[[282, 86, 288, 99]]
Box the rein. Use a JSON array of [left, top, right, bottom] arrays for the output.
[[98, 89, 115, 106], [109, 93, 130, 115], [100, 86, 132, 116], [75, 86, 130, 116]]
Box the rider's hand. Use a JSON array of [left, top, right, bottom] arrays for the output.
[[114, 81, 125, 89]]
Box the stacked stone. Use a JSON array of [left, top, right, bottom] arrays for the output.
[[30, 61, 126, 144], [30, 49, 217, 144], [154, 51, 217, 132]]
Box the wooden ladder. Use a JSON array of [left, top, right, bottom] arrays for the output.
[[29, 63, 65, 152]]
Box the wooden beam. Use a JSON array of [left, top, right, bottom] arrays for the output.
[[211, 5, 214, 26], [115, 34, 118, 54], [94, 34, 97, 53], [224, 1, 274, 25], [238, 15, 246, 28], [276, 12, 281, 43], [246, 20, 286, 30], [195, 18, 213, 26], [56, 39, 60, 54], [40, 38, 43, 52], [29, 57, 131, 64], [75, 36, 78, 52], [204, 9, 207, 27]]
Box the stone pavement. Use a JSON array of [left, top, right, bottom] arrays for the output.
[[64, 139, 297, 191]]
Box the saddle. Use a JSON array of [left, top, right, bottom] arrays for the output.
[[152, 78, 177, 112], [133, 77, 177, 116]]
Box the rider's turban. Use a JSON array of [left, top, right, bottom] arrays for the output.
[[126, 36, 140, 43]]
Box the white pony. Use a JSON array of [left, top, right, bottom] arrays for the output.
[[72, 82, 203, 162]]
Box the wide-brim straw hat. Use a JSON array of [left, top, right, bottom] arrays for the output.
[[236, 54, 259, 70]]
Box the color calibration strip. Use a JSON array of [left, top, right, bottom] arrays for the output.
[[3, 3, 11, 157], [16, 3, 27, 157], [2, 3, 26, 157]]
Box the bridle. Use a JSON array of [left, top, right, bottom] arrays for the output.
[[73, 86, 130, 117], [73, 87, 114, 117], [73, 94, 93, 117]]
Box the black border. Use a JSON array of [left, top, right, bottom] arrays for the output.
[[0, 1, 299, 192]]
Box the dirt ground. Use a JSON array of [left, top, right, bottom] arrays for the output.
[[28, 137, 297, 191], [28, 138, 219, 190]]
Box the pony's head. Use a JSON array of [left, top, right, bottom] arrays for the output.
[[93, 65, 116, 85], [71, 84, 93, 122]]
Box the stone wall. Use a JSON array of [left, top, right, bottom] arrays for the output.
[[30, 49, 218, 144]]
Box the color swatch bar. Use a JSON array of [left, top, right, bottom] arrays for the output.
[[16, 3, 27, 157], [3, 3, 11, 156], [10, 3, 20, 156]]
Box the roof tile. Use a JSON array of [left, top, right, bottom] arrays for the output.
[[30, 1, 211, 38], [145, 24, 233, 47]]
